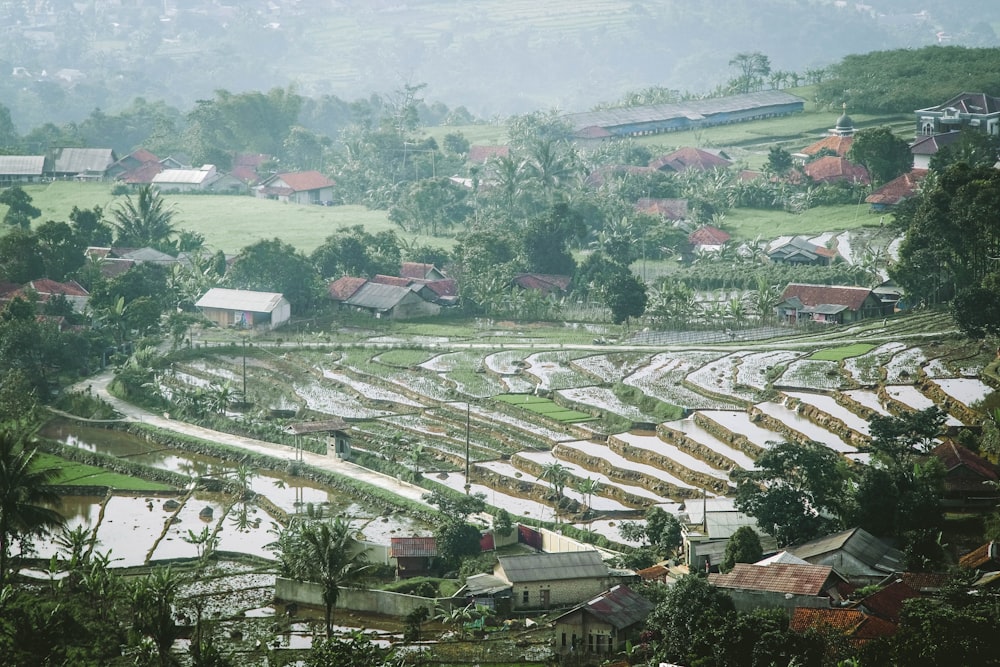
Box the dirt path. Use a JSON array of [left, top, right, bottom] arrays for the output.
[[68, 371, 432, 508]]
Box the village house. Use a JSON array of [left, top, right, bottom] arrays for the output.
[[649, 147, 732, 173], [787, 527, 904, 586], [635, 197, 689, 222], [930, 441, 1000, 511], [47, 147, 116, 181], [512, 273, 572, 297], [493, 550, 615, 611], [195, 288, 291, 330], [0, 155, 45, 185], [688, 224, 731, 252], [789, 607, 897, 646], [767, 237, 838, 266], [152, 165, 225, 193], [389, 537, 438, 579], [256, 170, 335, 204], [336, 282, 442, 320], [681, 497, 777, 572], [709, 561, 851, 611], [775, 283, 887, 325], [552, 584, 653, 656], [793, 104, 857, 162], [915, 92, 1000, 138]]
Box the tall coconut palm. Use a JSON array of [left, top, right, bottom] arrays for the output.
[[272, 518, 371, 637], [0, 422, 64, 588], [109, 185, 177, 249], [538, 461, 571, 510]]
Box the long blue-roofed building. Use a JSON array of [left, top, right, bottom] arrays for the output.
[[564, 90, 805, 142]]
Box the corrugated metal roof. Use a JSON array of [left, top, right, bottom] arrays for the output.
[[577, 585, 654, 629], [563, 90, 804, 131], [195, 288, 287, 313], [51, 147, 114, 173], [285, 419, 350, 435], [789, 528, 904, 574], [153, 167, 216, 185], [464, 573, 512, 596], [345, 282, 414, 311], [710, 562, 838, 595], [497, 550, 607, 583], [0, 155, 45, 175]]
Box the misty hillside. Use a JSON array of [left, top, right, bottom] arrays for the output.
[[1, 0, 998, 129]]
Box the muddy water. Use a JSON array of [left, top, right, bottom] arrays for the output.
[[34, 421, 433, 564]]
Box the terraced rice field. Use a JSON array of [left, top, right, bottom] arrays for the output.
[[171, 316, 995, 535]]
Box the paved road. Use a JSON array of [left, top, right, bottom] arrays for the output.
[[68, 371, 433, 508]]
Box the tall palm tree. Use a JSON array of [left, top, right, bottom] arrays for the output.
[[109, 185, 177, 249], [0, 422, 64, 588], [273, 518, 371, 637], [538, 462, 571, 516]]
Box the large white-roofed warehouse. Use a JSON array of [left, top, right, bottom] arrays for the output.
[[563, 90, 804, 140], [195, 288, 291, 330]]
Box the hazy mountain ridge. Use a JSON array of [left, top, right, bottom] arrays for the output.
[[0, 0, 997, 129]]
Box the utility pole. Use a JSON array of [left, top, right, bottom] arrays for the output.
[[464, 402, 471, 495]]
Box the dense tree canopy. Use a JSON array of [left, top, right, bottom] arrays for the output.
[[846, 126, 912, 186], [225, 238, 323, 311]]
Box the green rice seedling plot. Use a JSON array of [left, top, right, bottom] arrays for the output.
[[374, 349, 438, 367], [33, 452, 175, 491], [494, 394, 594, 423], [809, 344, 875, 361]]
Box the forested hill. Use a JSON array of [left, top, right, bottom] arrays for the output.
[[816, 46, 1000, 113], [1, 0, 998, 130]]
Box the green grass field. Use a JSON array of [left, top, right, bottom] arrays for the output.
[[494, 394, 593, 423], [724, 204, 879, 242], [1, 181, 449, 255], [809, 344, 876, 361], [33, 451, 175, 491]]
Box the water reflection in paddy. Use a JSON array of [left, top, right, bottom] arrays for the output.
[[35, 421, 434, 564]]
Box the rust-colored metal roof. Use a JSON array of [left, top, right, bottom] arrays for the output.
[[649, 147, 731, 172], [271, 170, 334, 192], [709, 562, 839, 596], [576, 585, 654, 630], [512, 273, 572, 295], [390, 537, 438, 558], [371, 274, 412, 287], [28, 279, 89, 297], [327, 276, 368, 301], [400, 262, 444, 280], [780, 283, 874, 311]]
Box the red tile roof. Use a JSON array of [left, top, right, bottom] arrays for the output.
[[854, 580, 920, 623], [130, 148, 160, 164], [468, 145, 510, 164], [635, 197, 688, 220], [710, 562, 839, 596], [780, 283, 875, 311], [636, 563, 672, 582], [799, 134, 854, 157], [327, 276, 367, 301], [390, 536, 437, 558], [803, 156, 870, 184], [959, 542, 999, 570], [932, 441, 999, 485], [119, 161, 164, 184], [275, 170, 334, 192], [866, 169, 928, 205], [650, 147, 732, 172], [790, 608, 896, 643], [688, 225, 731, 246]]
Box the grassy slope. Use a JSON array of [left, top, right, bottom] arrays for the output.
[[2, 182, 432, 255], [33, 451, 174, 491]]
